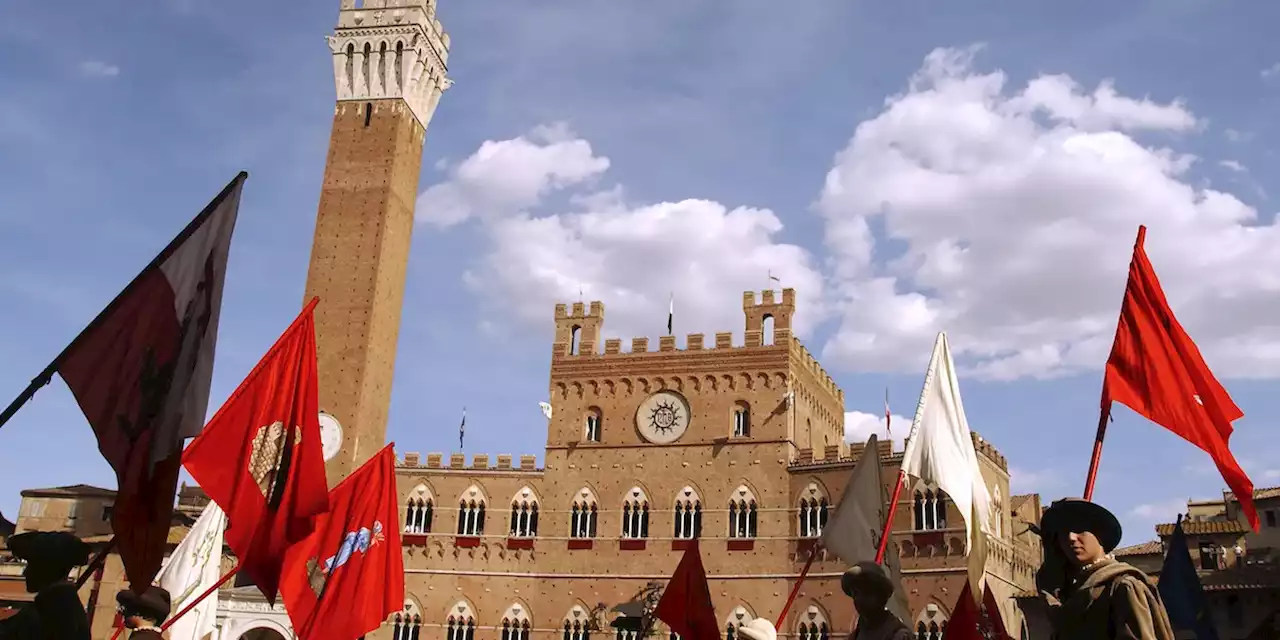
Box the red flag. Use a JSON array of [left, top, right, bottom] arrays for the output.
[[279, 444, 403, 640], [182, 299, 330, 603], [54, 173, 244, 588], [1101, 226, 1257, 530], [942, 583, 1010, 640], [652, 539, 720, 640]]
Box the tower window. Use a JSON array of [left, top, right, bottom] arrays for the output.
[[571, 501, 598, 539], [674, 487, 702, 540], [762, 314, 775, 345], [728, 499, 758, 539], [913, 488, 947, 531], [570, 325, 582, 355], [457, 499, 486, 536], [622, 489, 650, 539], [799, 495, 829, 538], [364, 102, 373, 127], [585, 409, 602, 442], [732, 403, 750, 437], [509, 498, 539, 538], [405, 496, 434, 533]]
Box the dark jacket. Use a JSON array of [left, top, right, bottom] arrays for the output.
[[126, 628, 166, 639], [0, 581, 91, 640]]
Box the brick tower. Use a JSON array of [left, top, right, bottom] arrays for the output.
[[303, 0, 451, 485]]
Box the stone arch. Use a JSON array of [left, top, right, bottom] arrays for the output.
[[405, 482, 436, 534], [796, 603, 831, 640], [390, 595, 424, 639], [583, 406, 603, 442], [509, 486, 540, 537], [638, 377, 651, 393], [621, 485, 651, 539], [673, 485, 703, 539], [571, 486, 599, 539], [620, 378, 634, 395], [233, 623, 291, 640], [563, 602, 596, 640], [687, 376, 700, 392], [914, 600, 951, 639], [798, 481, 830, 538], [446, 599, 478, 640], [704, 375, 717, 391], [722, 374, 735, 390], [571, 381, 584, 397], [756, 372, 770, 389], [724, 604, 756, 640], [457, 484, 488, 537], [738, 373, 752, 390], [731, 400, 751, 438], [501, 601, 533, 640], [555, 382, 568, 398], [604, 379, 616, 396], [727, 484, 759, 539]]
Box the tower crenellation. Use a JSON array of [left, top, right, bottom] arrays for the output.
[[329, 0, 452, 128]]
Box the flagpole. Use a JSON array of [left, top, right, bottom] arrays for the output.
[[775, 546, 819, 628], [158, 560, 242, 632], [1083, 226, 1146, 501], [0, 172, 250, 433], [876, 336, 942, 563]]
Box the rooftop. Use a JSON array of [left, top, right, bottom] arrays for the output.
[[19, 484, 115, 498], [1226, 486, 1280, 502], [1115, 540, 1163, 557], [1156, 520, 1249, 536]]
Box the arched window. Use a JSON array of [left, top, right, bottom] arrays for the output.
[[990, 486, 1003, 538], [732, 401, 750, 437], [915, 608, 948, 640], [797, 606, 830, 640], [393, 612, 422, 640], [446, 602, 476, 640], [622, 487, 650, 539], [674, 486, 702, 540], [501, 604, 532, 640], [571, 488, 599, 539], [913, 483, 947, 531], [405, 485, 434, 534], [724, 606, 753, 640], [585, 408, 602, 442], [728, 486, 758, 539], [457, 486, 486, 537], [563, 605, 592, 640], [799, 483, 829, 538], [509, 487, 539, 538]]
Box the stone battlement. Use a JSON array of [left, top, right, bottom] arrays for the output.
[[398, 452, 541, 472], [551, 289, 841, 402], [788, 433, 1008, 472]]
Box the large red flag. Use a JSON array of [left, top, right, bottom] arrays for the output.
[[1101, 226, 1257, 530], [51, 173, 244, 588], [182, 299, 330, 603], [942, 583, 1011, 640], [279, 444, 403, 640], [652, 539, 720, 640]]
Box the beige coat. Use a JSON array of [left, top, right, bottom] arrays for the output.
[[1042, 558, 1176, 640]]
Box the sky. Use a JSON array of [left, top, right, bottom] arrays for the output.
[[2, 0, 1280, 549]]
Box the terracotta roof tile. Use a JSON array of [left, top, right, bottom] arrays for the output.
[[1010, 495, 1035, 511], [1155, 520, 1248, 536], [1115, 540, 1163, 557], [1198, 565, 1280, 592], [1226, 487, 1280, 502]]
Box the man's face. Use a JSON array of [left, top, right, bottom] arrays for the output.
[[852, 589, 888, 617], [1056, 529, 1106, 566], [22, 563, 68, 593]]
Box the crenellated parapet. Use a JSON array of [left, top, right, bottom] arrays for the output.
[[970, 431, 1008, 471], [397, 452, 541, 472]]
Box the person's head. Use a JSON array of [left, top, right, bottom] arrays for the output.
[[737, 618, 778, 640], [117, 587, 171, 629], [8, 531, 91, 593], [1040, 498, 1122, 567], [841, 562, 894, 617]]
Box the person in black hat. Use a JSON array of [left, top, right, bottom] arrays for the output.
[[1036, 498, 1175, 640], [841, 561, 912, 640], [0, 530, 92, 640], [116, 586, 172, 639]]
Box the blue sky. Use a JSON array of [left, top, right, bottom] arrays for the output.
[[2, 0, 1279, 548]]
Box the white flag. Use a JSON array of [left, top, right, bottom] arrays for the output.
[[156, 502, 226, 640], [899, 332, 992, 602], [539, 401, 553, 420]]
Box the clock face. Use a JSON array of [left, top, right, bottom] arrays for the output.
[[318, 412, 343, 462], [635, 391, 691, 444]]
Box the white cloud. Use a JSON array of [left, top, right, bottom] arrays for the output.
[[78, 60, 120, 78], [1224, 128, 1254, 144], [1261, 63, 1280, 79], [817, 46, 1280, 380], [1219, 159, 1246, 173], [843, 410, 909, 445], [419, 125, 827, 341], [1130, 499, 1186, 520], [417, 123, 611, 228], [1008, 466, 1060, 494]]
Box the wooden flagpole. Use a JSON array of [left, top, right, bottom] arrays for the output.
[[775, 545, 819, 628]]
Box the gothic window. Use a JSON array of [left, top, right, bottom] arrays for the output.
[[457, 486, 486, 537], [571, 488, 599, 539], [732, 402, 750, 437], [724, 606, 752, 640], [990, 486, 1003, 538], [501, 604, 532, 640], [563, 606, 592, 640], [344, 43, 355, 93], [913, 484, 947, 531], [405, 485, 434, 534], [914, 610, 947, 640], [509, 487, 539, 538], [377, 41, 387, 90], [728, 486, 758, 539], [622, 487, 650, 539], [394, 41, 404, 89], [674, 487, 703, 540], [393, 613, 422, 640], [361, 42, 372, 94], [446, 602, 476, 640], [585, 408, 602, 442], [797, 606, 830, 640], [799, 483, 829, 538]]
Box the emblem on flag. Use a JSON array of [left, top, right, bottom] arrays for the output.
[[305, 521, 386, 596], [248, 421, 303, 498]]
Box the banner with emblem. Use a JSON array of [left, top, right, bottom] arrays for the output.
[[156, 502, 226, 640], [182, 298, 330, 603], [279, 443, 403, 640]]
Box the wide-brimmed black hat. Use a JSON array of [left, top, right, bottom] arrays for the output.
[[841, 561, 893, 598], [1040, 498, 1123, 553], [7, 531, 91, 568], [117, 587, 172, 623]]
